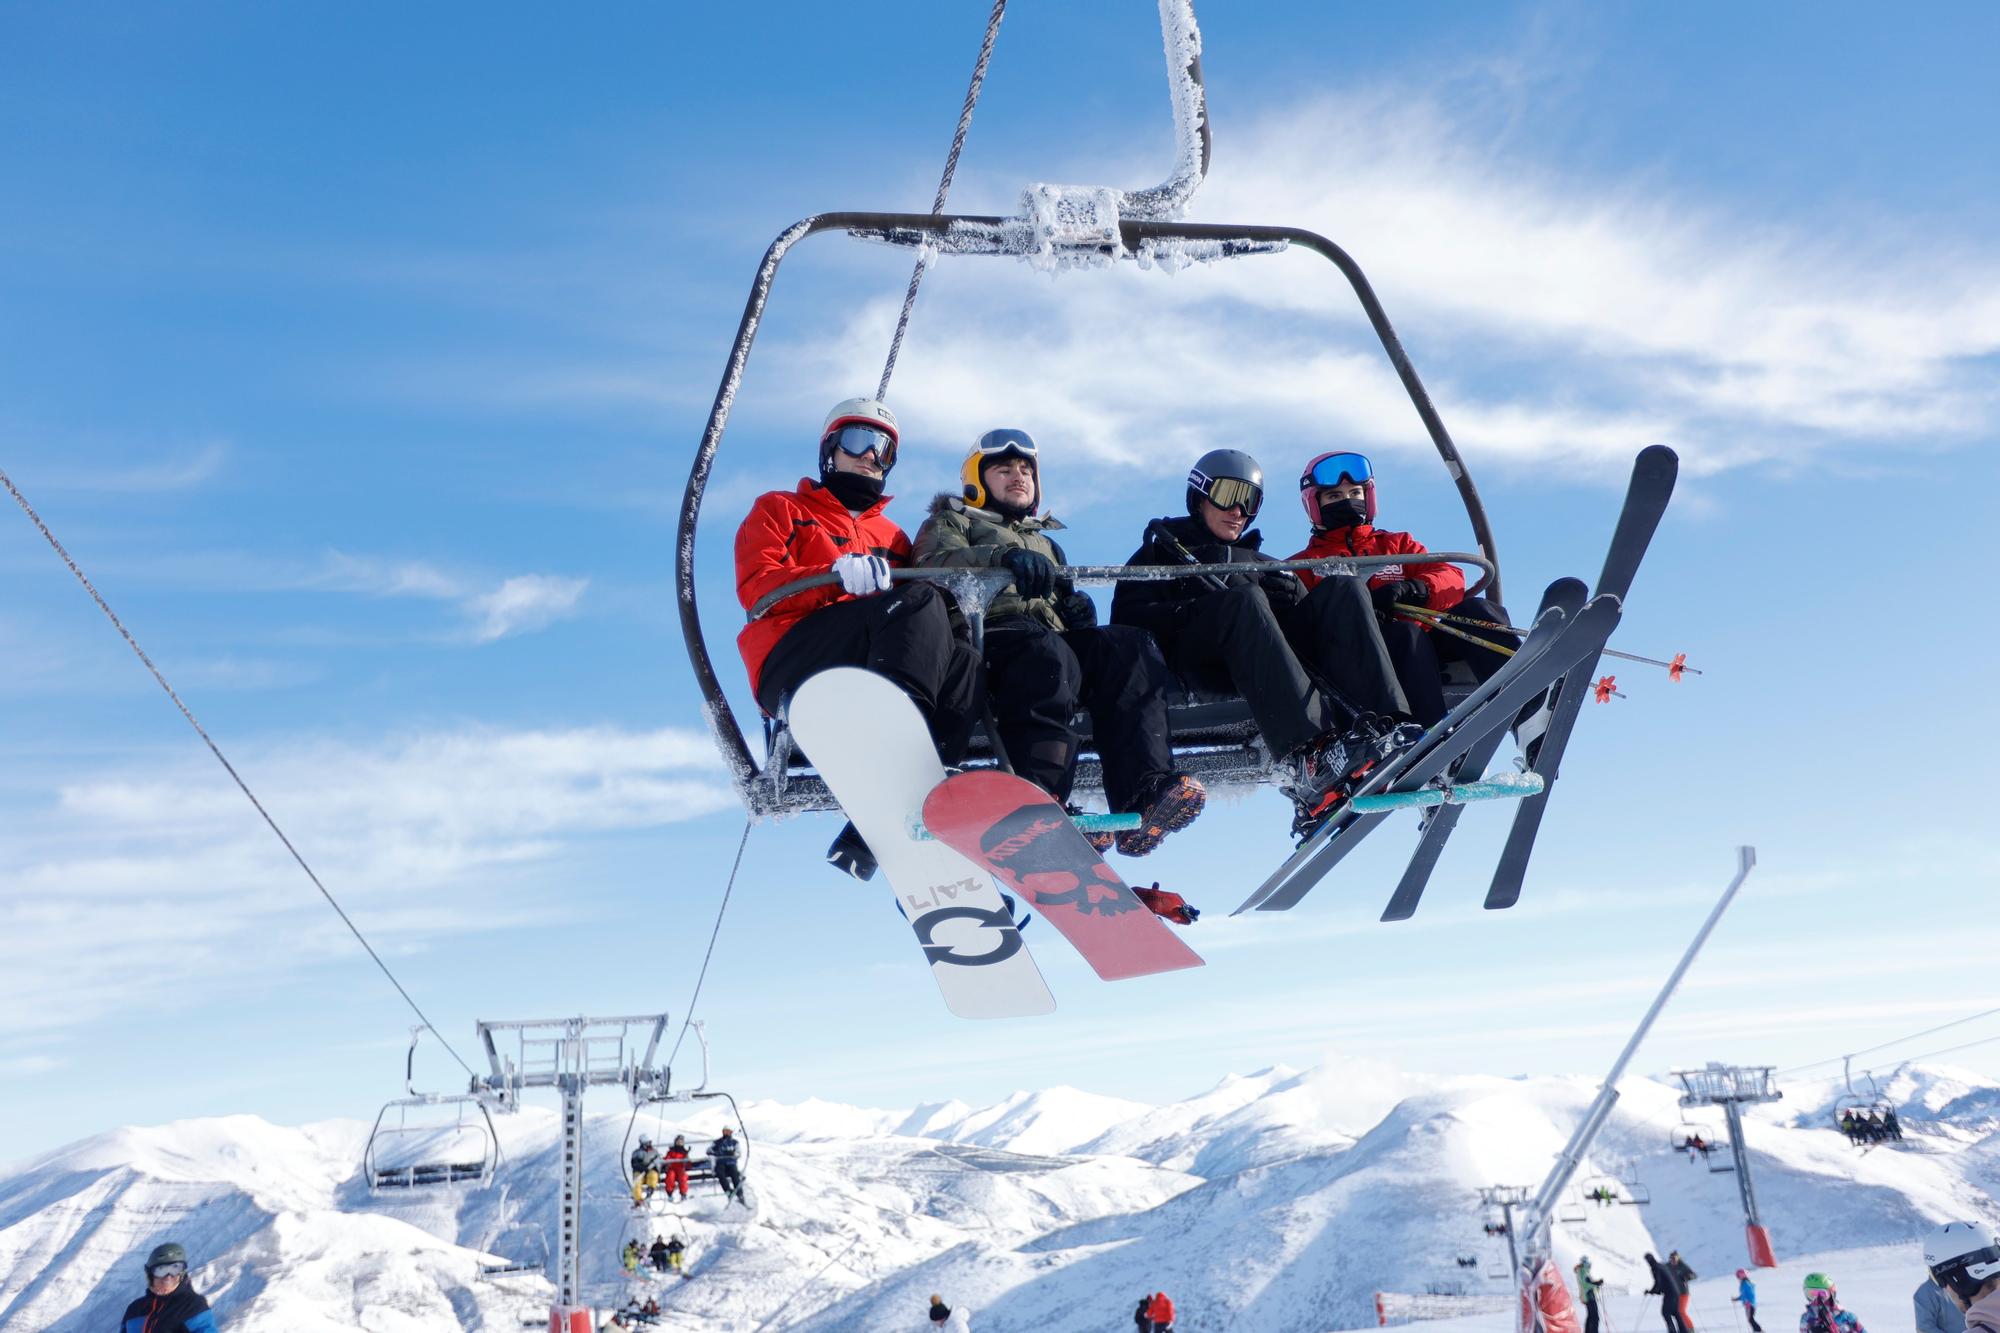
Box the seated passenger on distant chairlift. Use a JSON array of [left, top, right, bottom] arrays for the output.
[[662, 1134, 691, 1201], [734, 398, 982, 882], [1110, 449, 1421, 834], [630, 1136, 661, 1204], [709, 1126, 745, 1202]]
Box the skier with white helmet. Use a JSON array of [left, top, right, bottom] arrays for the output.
[[914, 428, 1205, 861], [1112, 448, 1419, 831], [735, 399, 983, 879], [1800, 1272, 1866, 1333], [1926, 1222, 2000, 1333]]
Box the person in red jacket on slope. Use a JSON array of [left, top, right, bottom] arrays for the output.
[[735, 398, 982, 879], [1289, 451, 1551, 755]]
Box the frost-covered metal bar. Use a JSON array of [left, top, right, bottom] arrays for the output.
[[1123, 0, 1211, 220]]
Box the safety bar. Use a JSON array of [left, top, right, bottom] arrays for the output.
[[747, 553, 1496, 623]]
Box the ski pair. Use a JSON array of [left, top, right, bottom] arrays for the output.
[[787, 668, 1201, 1020]]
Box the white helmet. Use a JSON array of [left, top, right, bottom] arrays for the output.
[[819, 398, 900, 482], [1926, 1221, 2000, 1302], [822, 397, 899, 442]]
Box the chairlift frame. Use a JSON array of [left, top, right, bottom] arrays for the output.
[[620, 1022, 753, 1206], [477, 1183, 552, 1280], [1575, 1172, 1650, 1207], [1669, 1116, 1735, 1172], [674, 12, 1507, 816], [363, 1026, 502, 1192]]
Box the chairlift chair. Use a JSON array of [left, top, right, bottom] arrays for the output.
[[476, 1183, 552, 1280], [363, 1027, 502, 1192], [674, 3, 1506, 818], [620, 1024, 752, 1206], [1669, 1118, 1735, 1172], [1575, 1173, 1648, 1208]]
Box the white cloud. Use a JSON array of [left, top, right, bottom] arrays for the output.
[[761, 89, 2000, 482], [467, 574, 589, 642], [0, 724, 734, 1039], [21, 439, 230, 493]]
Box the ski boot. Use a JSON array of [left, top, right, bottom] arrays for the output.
[[1114, 772, 1207, 858], [826, 821, 877, 881], [1065, 803, 1114, 854]]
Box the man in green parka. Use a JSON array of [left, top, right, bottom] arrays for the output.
[[914, 429, 1204, 859]]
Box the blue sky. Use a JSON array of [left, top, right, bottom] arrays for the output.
[[4, 2, 1999, 1161]]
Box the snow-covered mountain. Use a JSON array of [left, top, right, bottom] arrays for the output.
[[4, 1060, 1996, 1332]]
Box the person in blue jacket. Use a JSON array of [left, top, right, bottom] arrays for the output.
[[1917, 1272, 1969, 1333], [1736, 1269, 1764, 1332], [122, 1242, 220, 1333]]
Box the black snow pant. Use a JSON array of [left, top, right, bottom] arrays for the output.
[[1583, 1296, 1600, 1333], [1164, 584, 1334, 760], [714, 1161, 743, 1198], [1379, 594, 1518, 725], [983, 618, 1175, 813], [1278, 574, 1412, 720], [1659, 1295, 1689, 1333], [758, 583, 982, 766], [1744, 1303, 1761, 1333]]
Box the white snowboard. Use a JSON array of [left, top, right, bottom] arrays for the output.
[[788, 667, 1055, 1019]]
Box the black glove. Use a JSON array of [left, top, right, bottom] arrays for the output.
[[1000, 547, 1057, 600], [1059, 589, 1099, 629], [1371, 577, 1427, 616], [1259, 567, 1303, 604]]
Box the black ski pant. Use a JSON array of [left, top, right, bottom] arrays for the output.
[[1379, 595, 1517, 725], [1580, 1297, 1599, 1333], [714, 1161, 742, 1198], [1278, 574, 1412, 721], [758, 582, 981, 765], [1659, 1295, 1689, 1333], [1744, 1303, 1761, 1332], [983, 618, 1175, 813], [1164, 584, 1333, 760]]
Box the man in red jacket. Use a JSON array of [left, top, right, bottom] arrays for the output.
[[736, 398, 981, 878], [1289, 451, 1524, 731]]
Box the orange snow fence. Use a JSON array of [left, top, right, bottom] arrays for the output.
[[1520, 1257, 1583, 1333]]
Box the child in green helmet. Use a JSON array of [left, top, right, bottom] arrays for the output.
[[1802, 1272, 1866, 1333]]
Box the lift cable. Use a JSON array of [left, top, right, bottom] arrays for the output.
[[1, 462, 479, 1080], [876, 0, 1009, 400], [1778, 999, 2000, 1079], [665, 818, 752, 1071]]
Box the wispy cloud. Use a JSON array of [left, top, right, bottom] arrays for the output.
[[308, 550, 588, 642], [763, 87, 2000, 483], [468, 574, 589, 642], [20, 440, 230, 493], [0, 724, 733, 1040]]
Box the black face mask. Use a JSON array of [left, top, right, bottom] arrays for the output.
[[1318, 497, 1368, 531], [822, 470, 885, 510]]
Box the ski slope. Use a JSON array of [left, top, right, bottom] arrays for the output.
[[3, 1061, 1995, 1332]]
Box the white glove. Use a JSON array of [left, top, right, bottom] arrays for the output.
[[831, 552, 893, 597]]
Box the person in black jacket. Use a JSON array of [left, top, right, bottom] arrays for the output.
[[1647, 1251, 1691, 1333], [122, 1241, 220, 1333], [1111, 448, 1418, 829], [709, 1127, 744, 1203], [929, 1293, 954, 1326]]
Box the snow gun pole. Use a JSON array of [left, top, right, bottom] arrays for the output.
[[1519, 849, 1758, 1300]]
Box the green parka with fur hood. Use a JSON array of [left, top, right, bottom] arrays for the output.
[[913, 493, 1083, 632]]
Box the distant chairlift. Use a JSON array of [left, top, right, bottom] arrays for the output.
[[1669, 1118, 1736, 1173], [476, 1183, 551, 1280], [1576, 1172, 1651, 1208], [364, 1027, 502, 1192], [620, 1021, 753, 1212]]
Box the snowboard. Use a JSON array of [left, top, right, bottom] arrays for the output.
[[787, 668, 1055, 1019], [922, 770, 1204, 982]]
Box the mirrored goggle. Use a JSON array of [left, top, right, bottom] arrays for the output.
[[1304, 452, 1373, 490], [1201, 476, 1263, 515], [148, 1262, 188, 1279], [827, 423, 897, 466]]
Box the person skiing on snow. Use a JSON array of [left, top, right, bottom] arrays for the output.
[[1287, 450, 1551, 754], [662, 1134, 691, 1201], [630, 1136, 661, 1204], [1576, 1257, 1606, 1333], [1111, 448, 1420, 832], [1924, 1221, 2000, 1333], [913, 428, 1206, 860], [121, 1241, 220, 1333], [1646, 1252, 1690, 1333], [734, 398, 983, 880], [1738, 1269, 1765, 1332], [1670, 1251, 1698, 1331], [709, 1126, 744, 1202], [1801, 1273, 1865, 1333]]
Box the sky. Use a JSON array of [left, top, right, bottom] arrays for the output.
[[3, 2, 1999, 1163]]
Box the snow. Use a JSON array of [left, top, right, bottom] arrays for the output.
[[6, 1060, 1998, 1332]]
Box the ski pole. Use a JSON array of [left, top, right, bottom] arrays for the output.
[[1393, 602, 1700, 679]]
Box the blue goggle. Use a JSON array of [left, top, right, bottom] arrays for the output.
[[826, 423, 897, 469], [1302, 452, 1373, 490]]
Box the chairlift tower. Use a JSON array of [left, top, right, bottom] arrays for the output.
[[471, 1014, 675, 1333], [1672, 1061, 1782, 1268]]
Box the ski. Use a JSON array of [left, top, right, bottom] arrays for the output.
[[1483, 445, 1679, 910], [1236, 588, 1623, 914], [1378, 577, 1589, 922], [923, 770, 1203, 982], [787, 668, 1056, 1019]]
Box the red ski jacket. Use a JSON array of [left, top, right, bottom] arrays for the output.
[[1287, 524, 1465, 612], [1147, 1292, 1176, 1323], [735, 479, 913, 698]]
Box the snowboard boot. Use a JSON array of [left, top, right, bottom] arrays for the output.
[[826, 821, 877, 881], [1115, 772, 1207, 858], [1133, 883, 1200, 926], [1065, 803, 1115, 854]]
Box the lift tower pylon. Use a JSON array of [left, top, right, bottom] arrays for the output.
[[1673, 1061, 1783, 1268]]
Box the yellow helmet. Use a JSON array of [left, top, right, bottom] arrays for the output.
[[961, 428, 1040, 511]]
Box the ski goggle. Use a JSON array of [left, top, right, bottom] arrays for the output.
[[1301, 451, 1374, 491], [147, 1262, 188, 1280], [971, 428, 1038, 462], [1189, 471, 1263, 516], [825, 423, 897, 469]]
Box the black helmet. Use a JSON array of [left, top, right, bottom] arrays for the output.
[[1186, 448, 1264, 519], [145, 1241, 187, 1272]]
